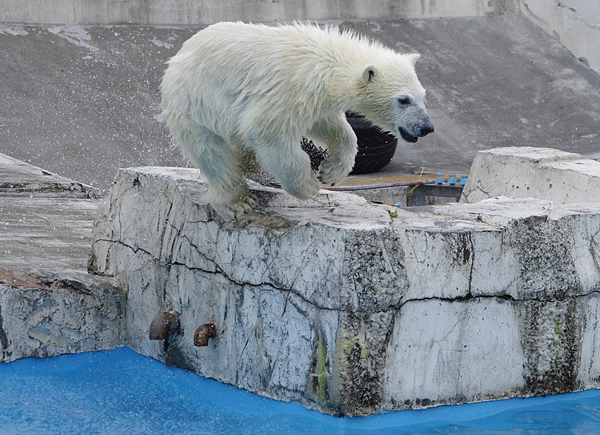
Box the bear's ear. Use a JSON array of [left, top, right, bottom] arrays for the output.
[[406, 53, 421, 67], [362, 65, 379, 84]]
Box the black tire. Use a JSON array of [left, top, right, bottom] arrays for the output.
[[347, 115, 398, 175], [301, 137, 328, 172]]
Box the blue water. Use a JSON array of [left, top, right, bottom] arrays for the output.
[[1, 348, 599, 434]]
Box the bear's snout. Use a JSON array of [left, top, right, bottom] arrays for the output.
[[398, 116, 434, 143], [419, 120, 434, 137]]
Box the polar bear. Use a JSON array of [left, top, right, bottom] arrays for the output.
[[161, 22, 434, 219]]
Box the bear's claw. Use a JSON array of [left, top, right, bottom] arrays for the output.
[[318, 158, 352, 186], [214, 193, 258, 220]]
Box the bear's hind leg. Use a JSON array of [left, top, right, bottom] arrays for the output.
[[249, 136, 321, 200], [184, 130, 257, 220], [309, 114, 358, 186]]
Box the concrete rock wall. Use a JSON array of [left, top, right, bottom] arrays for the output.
[[90, 148, 600, 416], [2, 0, 515, 26], [519, 0, 600, 75]]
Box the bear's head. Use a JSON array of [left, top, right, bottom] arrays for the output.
[[357, 53, 434, 143]]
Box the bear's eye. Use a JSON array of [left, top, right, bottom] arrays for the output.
[[398, 96, 411, 106]]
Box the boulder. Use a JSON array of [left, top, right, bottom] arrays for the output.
[[90, 153, 600, 415], [461, 146, 600, 204], [0, 152, 125, 363]]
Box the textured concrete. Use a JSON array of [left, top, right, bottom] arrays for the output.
[[461, 147, 600, 204], [0, 153, 100, 198], [1, 14, 599, 193], [0, 24, 193, 194], [90, 149, 600, 415], [519, 0, 600, 75], [0, 153, 125, 363], [0, 154, 100, 272], [1, 0, 516, 26], [0, 274, 124, 362]]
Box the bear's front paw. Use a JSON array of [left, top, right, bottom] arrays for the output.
[[213, 193, 258, 220], [318, 158, 352, 186]]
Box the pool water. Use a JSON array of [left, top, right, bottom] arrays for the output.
[[1, 347, 599, 434]]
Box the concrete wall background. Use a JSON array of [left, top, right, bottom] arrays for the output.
[[2, 0, 517, 25], [2, 1, 597, 75], [518, 0, 600, 75]]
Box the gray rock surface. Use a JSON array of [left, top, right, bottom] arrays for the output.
[[0, 272, 124, 362], [461, 147, 600, 204], [90, 151, 600, 415], [0, 153, 125, 362]]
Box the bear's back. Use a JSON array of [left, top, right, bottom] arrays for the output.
[[161, 22, 399, 137], [165, 23, 353, 133], [178, 22, 342, 77]]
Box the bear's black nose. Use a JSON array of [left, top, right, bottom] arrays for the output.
[[420, 123, 434, 137]]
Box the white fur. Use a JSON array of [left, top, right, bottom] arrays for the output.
[[161, 22, 431, 219]]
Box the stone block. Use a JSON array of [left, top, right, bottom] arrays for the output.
[[90, 163, 600, 416], [0, 152, 125, 362], [0, 271, 125, 362], [461, 147, 600, 204]]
